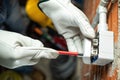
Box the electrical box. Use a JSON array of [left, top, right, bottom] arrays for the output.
[[82, 31, 114, 66]]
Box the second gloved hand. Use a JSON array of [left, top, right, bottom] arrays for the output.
[[38, 0, 95, 53], [0, 30, 58, 69]]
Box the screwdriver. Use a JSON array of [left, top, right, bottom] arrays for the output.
[[58, 51, 83, 57]]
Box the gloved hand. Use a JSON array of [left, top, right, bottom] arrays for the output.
[[0, 30, 58, 69], [38, 0, 95, 53]]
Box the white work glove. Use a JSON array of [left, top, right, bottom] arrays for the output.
[[0, 30, 58, 69], [38, 0, 95, 53]]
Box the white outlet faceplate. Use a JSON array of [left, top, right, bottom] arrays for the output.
[[82, 31, 114, 66]]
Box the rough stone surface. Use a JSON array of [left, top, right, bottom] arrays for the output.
[[112, 1, 120, 79]]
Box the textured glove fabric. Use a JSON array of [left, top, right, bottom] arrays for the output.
[[38, 0, 95, 53], [0, 30, 58, 69]]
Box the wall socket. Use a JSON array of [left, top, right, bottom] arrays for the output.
[[82, 31, 114, 66]]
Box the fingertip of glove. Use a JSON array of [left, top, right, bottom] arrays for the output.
[[89, 31, 95, 39], [51, 51, 59, 59], [84, 29, 95, 39], [43, 48, 59, 59]]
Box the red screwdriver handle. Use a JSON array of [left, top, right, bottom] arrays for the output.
[[58, 51, 78, 56]]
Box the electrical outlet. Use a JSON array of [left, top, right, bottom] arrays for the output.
[[92, 31, 114, 65], [82, 31, 114, 66]]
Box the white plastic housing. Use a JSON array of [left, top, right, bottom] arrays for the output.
[[82, 31, 114, 66], [93, 31, 114, 65]]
